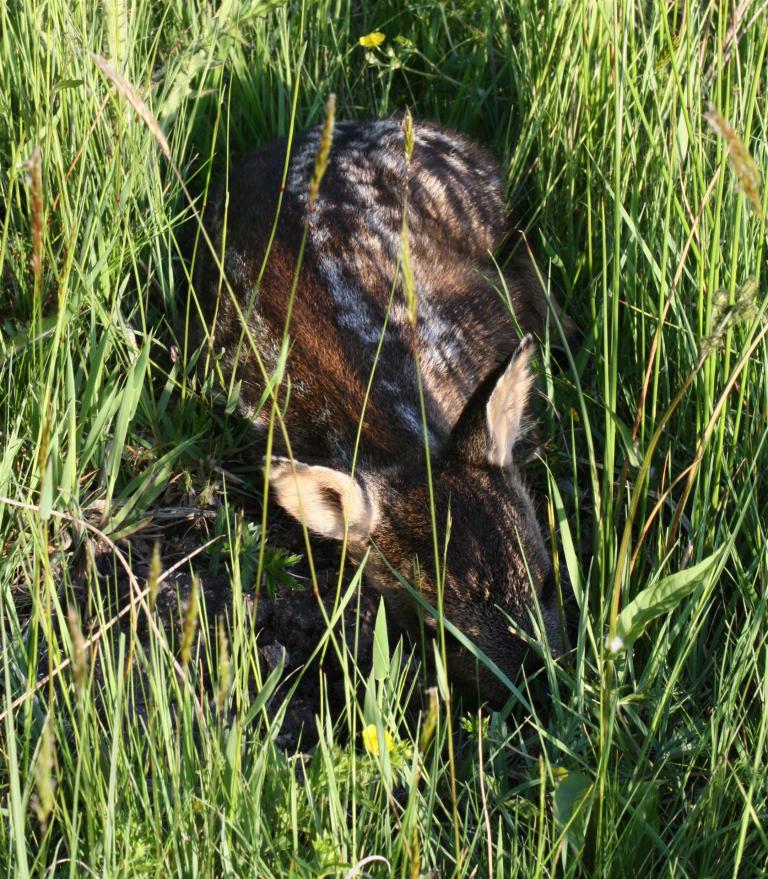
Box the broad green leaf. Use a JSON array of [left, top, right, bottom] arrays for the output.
[[39, 454, 53, 520], [432, 641, 450, 702], [255, 338, 291, 414], [0, 314, 58, 364], [157, 49, 208, 124], [607, 407, 641, 468], [107, 436, 200, 531], [373, 715, 393, 791], [372, 598, 390, 682], [364, 667, 378, 723], [547, 471, 582, 607], [611, 547, 725, 653], [104, 342, 151, 515], [80, 384, 121, 465], [79, 332, 112, 432], [62, 349, 77, 501], [222, 719, 241, 804], [224, 377, 242, 415], [554, 770, 593, 857], [0, 420, 23, 498], [243, 649, 285, 725], [388, 638, 403, 686], [617, 781, 660, 875]]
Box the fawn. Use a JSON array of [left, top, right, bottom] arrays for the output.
[[191, 116, 567, 703]]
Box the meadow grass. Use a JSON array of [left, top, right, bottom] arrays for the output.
[[1, 0, 768, 875]]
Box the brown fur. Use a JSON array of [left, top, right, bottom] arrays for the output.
[[190, 118, 568, 704]]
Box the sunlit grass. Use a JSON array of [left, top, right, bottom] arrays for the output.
[[1, 0, 767, 876]]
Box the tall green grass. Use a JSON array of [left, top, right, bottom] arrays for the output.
[[1, 0, 767, 875]]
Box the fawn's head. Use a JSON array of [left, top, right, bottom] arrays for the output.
[[266, 337, 558, 703]]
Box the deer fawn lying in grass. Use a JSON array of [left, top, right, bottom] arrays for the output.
[[191, 116, 569, 703]]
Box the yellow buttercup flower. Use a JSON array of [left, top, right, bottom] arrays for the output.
[[359, 31, 386, 48], [363, 723, 394, 754]]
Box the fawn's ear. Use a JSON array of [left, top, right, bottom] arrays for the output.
[[265, 458, 379, 543], [448, 335, 536, 467]]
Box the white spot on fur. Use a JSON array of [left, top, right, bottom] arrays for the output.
[[318, 256, 381, 344]]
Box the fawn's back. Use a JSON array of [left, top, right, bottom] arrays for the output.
[[192, 118, 563, 703], [194, 119, 550, 461]]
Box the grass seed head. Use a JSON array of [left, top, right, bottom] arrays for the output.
[[27, 144, 42, 290], [702, 278, 760, 353], [216, 617, 231, 714], [180, 572, 200, 669], [148, 541, 162, 611], [92, 53, 172, 160], [67, 606, 88, 694], [400, 109, 417, 324], [400, 220, 416, 325], [33, 715, 57, 831], [418, 687, 439, 756], [706, 104, 765, 222], [400, 216, 415, 323], [308, 93, 336, 208], [403, 108, 414, 162]]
